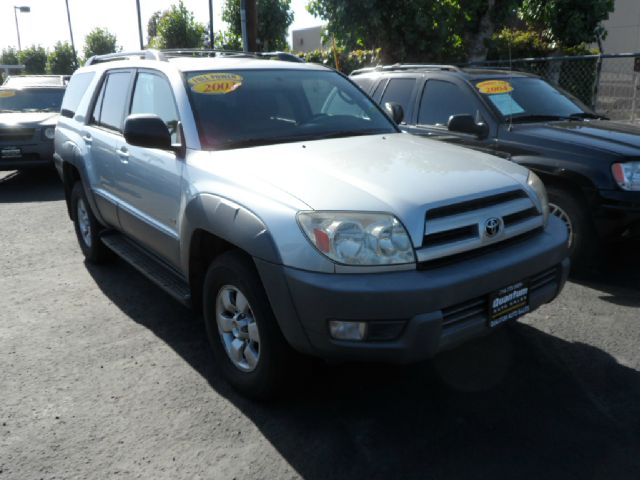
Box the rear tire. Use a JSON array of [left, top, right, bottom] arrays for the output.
[[547, 186, 597, 267], [202, 250, 296, 399], [71, 182, 112, 264]]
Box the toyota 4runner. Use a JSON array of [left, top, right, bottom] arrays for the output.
[[55, 50, 570, 398]]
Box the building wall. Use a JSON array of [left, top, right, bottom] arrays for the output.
[[600, 0, 640, 53], [291, 26, 324, 53]]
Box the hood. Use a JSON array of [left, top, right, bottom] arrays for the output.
[[0, 111, 59, 127], [509, 119, 640, 157], [193, 133, 532, 243]]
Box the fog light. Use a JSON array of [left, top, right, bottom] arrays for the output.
[[328, 320, 367, 341]]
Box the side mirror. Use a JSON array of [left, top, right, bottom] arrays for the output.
[[384, 102, 404, 124], [123, 114, 171, 150], [447, 114, 489, 138]]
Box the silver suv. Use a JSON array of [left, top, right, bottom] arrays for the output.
[[54, 49, 569, 398]]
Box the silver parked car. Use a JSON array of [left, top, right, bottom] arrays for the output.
[[54, 50, 569, 398]]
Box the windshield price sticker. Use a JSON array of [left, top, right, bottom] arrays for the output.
[[0, 90, 16, 98], [476, 80, 513, 95], [189, 73, 243, 94], [489, 281, 530, 328]]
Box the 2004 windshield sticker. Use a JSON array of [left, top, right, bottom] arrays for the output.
[[189, 73, 243, 94], [476, 80, 513, 95]]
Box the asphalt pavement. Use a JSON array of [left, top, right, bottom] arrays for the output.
[[1, 169, 639, 480]]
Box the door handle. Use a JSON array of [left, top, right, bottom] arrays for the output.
[[116, 148, 129, 163]]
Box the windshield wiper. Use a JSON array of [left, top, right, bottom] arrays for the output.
[[310, 129, 390, 140], [214, 130, 389, 150], [506, 114, 574, 123], [215, 135, 312, 150], [569, 112, 608, 120]]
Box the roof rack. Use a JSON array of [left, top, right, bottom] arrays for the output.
[[161, 48, 304, 63], [85, 48, 304, 66], [85, 50, 164, 65], [350, 64, 460, 76]]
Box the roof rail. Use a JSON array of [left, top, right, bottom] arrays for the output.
[[84, 48, 305, 66], [85, 49, 164, 66], [161, 49, 304, 63], [350, 63, 460, 76]]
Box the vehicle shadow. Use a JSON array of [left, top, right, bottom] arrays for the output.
[[571, 238, 640, 307], [0, 168, 64, 203], [86, 259, 640, 480]]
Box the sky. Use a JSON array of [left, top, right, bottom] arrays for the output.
[[0, 0, 322, 56]]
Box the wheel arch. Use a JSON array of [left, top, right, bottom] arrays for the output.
[[182, 193, 282, 311]]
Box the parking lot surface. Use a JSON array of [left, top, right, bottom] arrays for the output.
[[1, 169, 640, 480]]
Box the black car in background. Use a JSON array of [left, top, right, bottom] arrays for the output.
[[0, 81, 66, 171], [351, 65, 640, 264]]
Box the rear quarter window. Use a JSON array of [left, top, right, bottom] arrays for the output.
[[61, 72, 95, 118]]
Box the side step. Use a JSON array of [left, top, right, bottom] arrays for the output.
[[101, 231, 192, 308]]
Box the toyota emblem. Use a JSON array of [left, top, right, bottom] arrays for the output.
[[485, 217, 501, 238]]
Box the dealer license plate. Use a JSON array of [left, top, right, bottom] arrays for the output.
[[489, 281, 530, 328], [1, 147, 22, 159]]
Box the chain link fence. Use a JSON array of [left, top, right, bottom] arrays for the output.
[[469, 53, 640, 124]]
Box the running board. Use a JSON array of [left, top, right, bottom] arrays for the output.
[[101, 231, 191, 308]]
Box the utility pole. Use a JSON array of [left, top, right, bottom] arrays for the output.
[[246, 0, 258, 51], [13, 6, 30, 52], [135, 0, 144, 49], [208, 0, 214, 49], [240, 0, 248, 51], [240, 0, 257, 52], [64, 0, 78, 67]]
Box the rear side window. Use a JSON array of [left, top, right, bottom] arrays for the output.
[[419, 80, 476, 126], [130, 72, 180, 143], [90, 71, 132, 132], [380, 78, 416, 122], [60, 72, 95, 118]]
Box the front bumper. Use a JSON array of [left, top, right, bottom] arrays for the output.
[[595, 189, 640, 238], [256, 216, 570, 363], [0, 139, 54, 170]]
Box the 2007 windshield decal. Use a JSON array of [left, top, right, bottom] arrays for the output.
[[188, 73, 243, 95]]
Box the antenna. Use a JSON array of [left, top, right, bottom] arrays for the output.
[[507, 36, 514, 132]]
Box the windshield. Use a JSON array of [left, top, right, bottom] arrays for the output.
[[474, 77, 590, 122], [0, 88, 65, 113], [185, 69, 397, 150]]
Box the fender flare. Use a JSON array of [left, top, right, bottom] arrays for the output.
[[180, 193, 282, 276]]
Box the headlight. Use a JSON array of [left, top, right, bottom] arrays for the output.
[[297, 212, 416, 266], [527, 171, 549, 225], [43, 127, 55, 140], [612, 162, 640, 191]]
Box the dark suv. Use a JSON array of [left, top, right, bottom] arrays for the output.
[[351, 65, 640, 264], [0, 81, 66, 170]]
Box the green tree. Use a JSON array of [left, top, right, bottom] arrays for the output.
[[222, 0, 294, 51], [520, 0, 614, 47], [47, 41, 77, 74], [18, 45, 47, 74], [83, 27, 119, 61], [307, 0, 465, 63], [148, 1, 205, 49], [147, 10, 165, 42], [1, 47, 19, 65]]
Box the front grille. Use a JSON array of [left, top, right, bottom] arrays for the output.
[[421, 225, 478, 247], [441, 266, 559, 329], [0, 128, 35, 142], [503, 207, 538, 227], [427, 190, 527, 220], [417, 188, 544, 264], [417, 228, 542, 270], [442, 297, 486, 327]]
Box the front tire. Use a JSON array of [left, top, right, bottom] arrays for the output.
[[547, 186, 597, 266], [71, 182, 112, 264], [202, 251, 295, 399]]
